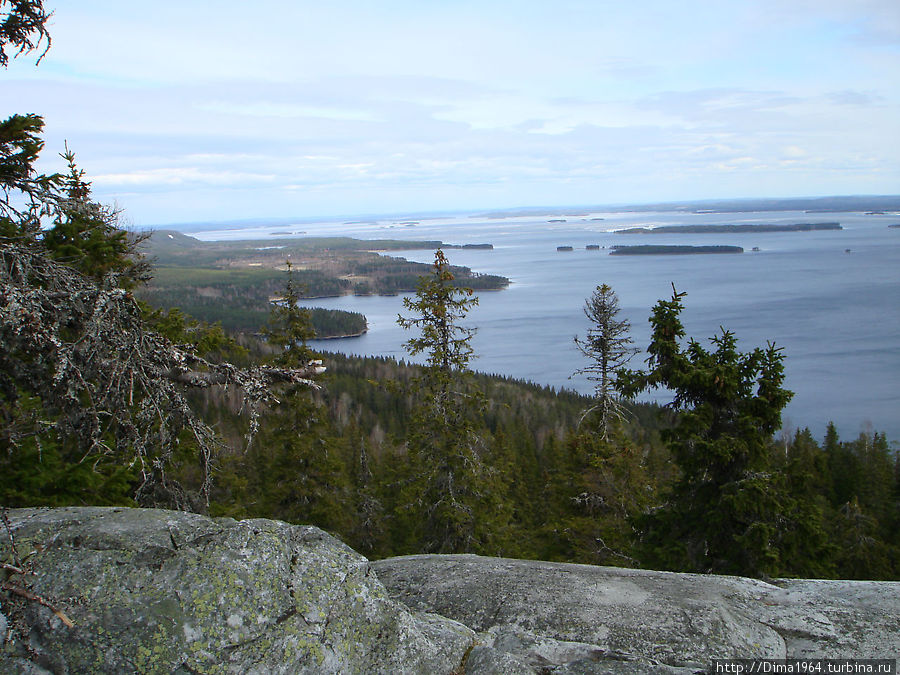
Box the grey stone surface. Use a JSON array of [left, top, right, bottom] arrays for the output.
[[0, 507, 473, 674], [372, 554, 900, 672], [465, 644, 536, 675], [3, 508, 897, 675]]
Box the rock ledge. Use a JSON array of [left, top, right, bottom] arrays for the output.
[[373, 554, 900, 673], [2, 508, 898, 674]]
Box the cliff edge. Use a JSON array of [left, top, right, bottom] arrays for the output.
[[1, 508, 897, 674]]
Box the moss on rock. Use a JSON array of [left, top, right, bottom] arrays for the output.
[[1, 507, 472, 674]]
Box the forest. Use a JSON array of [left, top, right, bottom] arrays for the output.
[[3, 202, 899, 579], [609, 245, 744, 255], [136, 230, 507, 335], [2, 3, 898, 587]]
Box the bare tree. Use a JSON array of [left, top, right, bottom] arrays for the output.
[[573, 284, 637, 439]]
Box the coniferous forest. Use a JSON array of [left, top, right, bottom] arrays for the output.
[[2, 1, 899, 586]]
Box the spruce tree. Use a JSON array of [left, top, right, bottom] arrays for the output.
[[0, 0, 51, 67], [619, 286, 794, 577], [573, 283, 637, 439], [397, 249, 506, 553], [773, 429, 837, 578], [244, 262, 351, 532], [1, 11, 322, 508], [43, 147, 147, 287]]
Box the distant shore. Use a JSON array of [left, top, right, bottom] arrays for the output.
[[610, 245, 744, 255], [613, 222, 841, 234]]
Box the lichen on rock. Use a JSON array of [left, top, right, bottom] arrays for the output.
[[3, 508, 897, 675], [0, 507, 473, 674], [372, 554, 900, 672]]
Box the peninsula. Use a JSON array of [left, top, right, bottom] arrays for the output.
[[138, 231, 509, 336]]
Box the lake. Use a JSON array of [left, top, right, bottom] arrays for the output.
[[193, 209, 900, 443]]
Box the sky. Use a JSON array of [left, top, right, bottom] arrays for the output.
[[5, 0, 899, 226]]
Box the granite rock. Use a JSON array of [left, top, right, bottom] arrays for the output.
[[0, 507, 473, 674], [372, 554, 900, 673]]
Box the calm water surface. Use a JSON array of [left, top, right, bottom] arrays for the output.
[[194, 210, 900, 442]]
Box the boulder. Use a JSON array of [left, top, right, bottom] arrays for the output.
[[0, 507, 473, 674], [372, 554, 900, 673], [3, 508, 898, 675]]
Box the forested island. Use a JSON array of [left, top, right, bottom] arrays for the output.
[[614, 222, 841, 234], [137, 230, 508, 335], [610, 244, 744, 255]]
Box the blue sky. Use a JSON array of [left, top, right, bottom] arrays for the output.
[[5, 0, 899, 226]]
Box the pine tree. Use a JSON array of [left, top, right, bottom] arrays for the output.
[[573, 284, 637, 439]]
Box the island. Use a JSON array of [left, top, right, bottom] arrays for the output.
[[586, 244, 601, 250], [610, 245, 744, 255], [444, 243, 494, 250], [557, 245, 574, 252], [613, 222, 841, 234]]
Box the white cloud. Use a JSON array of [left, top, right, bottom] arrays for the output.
[[196, 101, 379, 122], [4, 0, 895, 224], [93, 167, 277, 188]]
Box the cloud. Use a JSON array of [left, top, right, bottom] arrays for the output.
[[93, 167, 277, 189], [5, 0, 896, 224], [197, 101, 380, 123], [826, 90, 884, 106]]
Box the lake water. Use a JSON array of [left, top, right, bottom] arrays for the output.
[[192, 210, 900, 443]]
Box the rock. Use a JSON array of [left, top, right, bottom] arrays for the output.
[[0, 507, 473, 674], [372, 554, 900, 673], [4, 509, 898, 675], [758, 579, 900, 658], [465, 644, 535, 674]]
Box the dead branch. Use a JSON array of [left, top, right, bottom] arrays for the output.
[[1, 581, 74, 627], [1, 244, 323, 506]]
